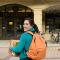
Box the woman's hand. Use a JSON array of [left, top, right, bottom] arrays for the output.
[[8, 49, 13, 56]]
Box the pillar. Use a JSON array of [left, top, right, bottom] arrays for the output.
[[34, 9, 43, 32]]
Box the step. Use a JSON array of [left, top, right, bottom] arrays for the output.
[[0, 40, 10, 47]]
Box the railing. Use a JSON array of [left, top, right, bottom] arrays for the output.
[[41, 32, 60, 44], [50, 32, 60, 43]]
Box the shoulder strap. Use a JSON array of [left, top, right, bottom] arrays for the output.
[[27, 31, 36, 42], [27, 31, 34, 35]]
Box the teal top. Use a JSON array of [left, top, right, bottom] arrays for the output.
[[10, 27, 35, 59]]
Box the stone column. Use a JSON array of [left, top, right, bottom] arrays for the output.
[[34, 9, 43, 32]]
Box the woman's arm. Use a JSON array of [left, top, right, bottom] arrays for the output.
[[9, 33, 26, 53]]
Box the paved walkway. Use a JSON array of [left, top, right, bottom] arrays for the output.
[[0, 40, 60, 60], [0, 40, 10, 60]]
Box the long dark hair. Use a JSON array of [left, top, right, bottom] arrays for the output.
[[24, 18, 39, 33]]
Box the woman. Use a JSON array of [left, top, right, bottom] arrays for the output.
[[9, 18, 39, 60]]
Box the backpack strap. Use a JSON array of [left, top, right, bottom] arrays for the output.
[[27, 31, 34, 35], [27, 31, 36, 42]]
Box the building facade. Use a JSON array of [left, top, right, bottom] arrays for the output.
[[0, 0, 60, 42]]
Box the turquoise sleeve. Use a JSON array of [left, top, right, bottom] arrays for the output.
[[10, 33, 26, 53]]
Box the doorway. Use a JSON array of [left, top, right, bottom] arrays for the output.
[[0, 4, 34, 40]]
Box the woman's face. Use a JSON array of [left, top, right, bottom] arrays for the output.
[[23, 20, 32, 32]]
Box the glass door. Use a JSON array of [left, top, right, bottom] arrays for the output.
[[6, 18, 14, 39]]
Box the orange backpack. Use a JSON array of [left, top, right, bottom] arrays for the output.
[[27, 31, 47, 60]]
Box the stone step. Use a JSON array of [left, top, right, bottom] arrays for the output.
[[0, 40, 10, 47], [0, 47, 9, 59]]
